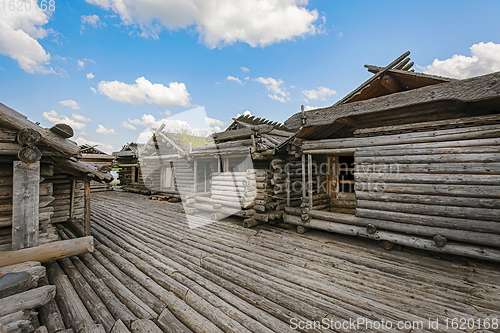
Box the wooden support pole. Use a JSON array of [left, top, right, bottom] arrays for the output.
[[69, 179, 76, 220], [308, 154, 313, 211], [286, 163, 290, 207], [217, 155, 221, 173], [301, 154, 306, 199], [84, 181, 91, 236], [193, 161, 197, 193], [12, 161, 40, 251], [204, 163, 207, 193]]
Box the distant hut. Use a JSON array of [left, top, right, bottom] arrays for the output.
[[279, 52, 500, 261], [79, 144, 115, 192], [184, 114, 294, 225], [112, 143, 148, 194]]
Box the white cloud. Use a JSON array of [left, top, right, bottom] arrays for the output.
[[304, 105, 322, 111], [129, 114, 157, 127], [77, 58, 94, 69], [255, 76, 290, 103], [0, 2, 55, 73], [96, 124, 117, 135], [97, 77, 191, 107], [59, 99, 81, 110], [81, 14, 106, 29], [120, 121, 137, 130], [90, 87, 97, 94], [236, 110, 252, 118], [210, 125, 222, 133], [72, 113, 92, 122], [78, 131, 88, 136], [205, 117, 226, 127], [161, 110, 171, 116], [226, 75, 243, 85], [424, 42, 500, 79], [85, 0, 320, 47], [87, 72, 95, 79], [240, 66, 249, 72], [42, 110, 86, 130], [75, 136, 114, 153], [302, 86, 336, 102]]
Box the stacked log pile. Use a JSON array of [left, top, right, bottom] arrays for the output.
[[186, 169, 284, 226], [0, 261, 57, 333]]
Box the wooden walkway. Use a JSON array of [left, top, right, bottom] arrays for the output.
[[58, 191, 500, 333]]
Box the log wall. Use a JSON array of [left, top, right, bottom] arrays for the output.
[[287, 114, 500, 260]]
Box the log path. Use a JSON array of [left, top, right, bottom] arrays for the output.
[[57, 192, 500, 332]]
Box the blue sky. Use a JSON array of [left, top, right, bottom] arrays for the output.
[[1, 0, 500, 152]]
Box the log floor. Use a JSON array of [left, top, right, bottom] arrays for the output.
[[52, 192, 500, 332]]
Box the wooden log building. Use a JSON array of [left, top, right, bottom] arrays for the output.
[[79, 145, 115, 193], [183, 114, 295, 224], [0, 102, 111, 332], [278, 52, 500, 261]]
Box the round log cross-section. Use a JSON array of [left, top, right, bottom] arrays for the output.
[[18, 146, 42, 163], [17, 128, 42, 146]]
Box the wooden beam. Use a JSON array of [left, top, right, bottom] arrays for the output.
[[333, 51, 410, 106], [335, 117, 358, 127], [84, 181, 91, 236], [284, 71, 500, 130], [0, 237, 94, 267], [0, 102, 80, 156], [308, 154, 313, 211], [12, 161, 40, 251], [381, 74, 403, 93], [193, 161, 198, 193], [301, 155, 306, 198], [69, 179, 76, 220]]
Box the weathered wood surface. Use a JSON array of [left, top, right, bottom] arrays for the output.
[[0, 237, 94, 267], [12, 161, 40, 250], [285, 71, 500, 129], [0, 102, 80, 156], [36, 276, 66, 333], [0, 271, 36, 298], [78, 192, 500, 333], [0, 285, 55, 317]]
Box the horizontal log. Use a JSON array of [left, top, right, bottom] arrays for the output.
[[355, 208, 500, 234], [309, 209, 500, 247], [356, 191, 500, 209], [355, 145, 500, 157], [356, 153, 500, 164], [0, 285, 56, 317], [302, 123, 500, 150], [355, 162, 500, 174], [355, 173, 500, 185], [357, 182, 500, 199], [0, 237, 94, 267], [283, 214, 500, 262]]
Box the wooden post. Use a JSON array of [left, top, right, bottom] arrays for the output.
[[84, 181, 91, 237], [69, 179, 76, 220], [217, 156, 221, 173], [193, 161, 198, 193], [308, 154, 313, 211], [12, 161, 40, 251], [204, 163, 207, 192], [286, 163, 290, 207], [301, 155, 306, 199]]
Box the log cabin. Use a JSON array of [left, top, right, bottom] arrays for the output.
[[279, 52, 500, 261], [0, 102, 109, 332], [183, 114, 295, 224], [112, 142, 149, 194], [79, 144, 115, 192], [0, 102, 112, 252]]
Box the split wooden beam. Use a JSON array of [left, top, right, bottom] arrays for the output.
[[12, 161, 40, 251], [84, 181, 91, 236]]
